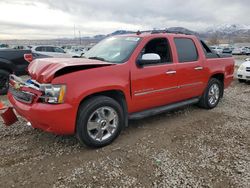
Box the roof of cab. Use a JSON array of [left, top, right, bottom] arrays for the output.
[[112, 30, 196, 39]]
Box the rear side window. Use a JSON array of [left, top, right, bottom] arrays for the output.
[[35, 47, 42, 51], [174, 38, 198, 62], [46, 47, 54, 52], [54, 47, 65, 53]]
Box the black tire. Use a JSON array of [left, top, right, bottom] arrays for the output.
[[0, 70, 10, 95], [76, 96, 124, 148], [198, 78, 223, 109], [238, 79, 246, 83]]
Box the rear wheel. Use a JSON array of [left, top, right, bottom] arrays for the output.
[[76, 96, 124, 148], [198, 78, 223, 109], [0, 70, 10, 95]]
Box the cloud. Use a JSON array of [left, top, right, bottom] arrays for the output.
[[0, 0, 249, 39]]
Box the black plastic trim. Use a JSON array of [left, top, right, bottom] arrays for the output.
[[129, 97, 200, 120]]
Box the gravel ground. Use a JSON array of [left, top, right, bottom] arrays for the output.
[[0, 79, 249, 187]]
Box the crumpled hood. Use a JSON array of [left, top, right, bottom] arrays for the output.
[[28, 58, 114, 83]]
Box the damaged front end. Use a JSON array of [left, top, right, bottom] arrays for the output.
[[2, 74, 67, 126], [9, 75, 66, 105]]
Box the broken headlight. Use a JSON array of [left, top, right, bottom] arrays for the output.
[[40, 84, 66, 104]]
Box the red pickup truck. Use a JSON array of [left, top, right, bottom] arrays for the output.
[[8, 31, 234, 147]]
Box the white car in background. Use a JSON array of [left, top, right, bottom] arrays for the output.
[[68, 47, 88, 58], [31, 45, 72, 58], [210, 46, 223, 54], [232, 47, 250, 55], [237, 58, 250, 83], [242, 47, 250, 55]]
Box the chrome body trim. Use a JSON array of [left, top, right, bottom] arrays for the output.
[[134, 86, 178, 96], [134, 82, 203, 96], [179, 82, 203, 88]]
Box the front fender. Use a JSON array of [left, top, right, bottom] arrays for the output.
[[52, 63, 131, 107]]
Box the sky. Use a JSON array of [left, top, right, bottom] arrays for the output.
[[0, 0, 249, 39]]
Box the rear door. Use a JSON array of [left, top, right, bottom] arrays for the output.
[[130, 37, 179, 112], [53, 47, 71, 58], [45, 47, 57, 57], [174, 37, 207, 100]]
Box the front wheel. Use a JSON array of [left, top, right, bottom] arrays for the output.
[[198, 78, 223, 109], [76, 96, 124, 148]]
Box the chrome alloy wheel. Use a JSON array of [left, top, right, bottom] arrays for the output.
[[208, 83, 220, 106], [87, 106, 119, 142]]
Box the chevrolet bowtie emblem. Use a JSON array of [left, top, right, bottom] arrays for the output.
[[14, 83, 21, 90]]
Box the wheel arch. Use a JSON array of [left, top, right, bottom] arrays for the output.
[[76, 89, 129, 132], [210, 73, 225, 97], [210, 73, 224, 83]]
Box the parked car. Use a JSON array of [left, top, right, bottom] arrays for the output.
[[232, 48, 241, 55], [68, 47, 88, 58], [222, 47, 233, 54], [12, 45, 29, 50], [31, 45, 72, 58], [237, 58, 250, 82], [0, 43, 9, 49], [232, 47, 248, 55], [8, 32, 234, 147], [241, 47, 250, 55], [0, 49, 32, 94], [210, 46, 223, 54]]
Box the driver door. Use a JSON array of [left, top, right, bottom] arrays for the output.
[[130, 37, 179, 112]]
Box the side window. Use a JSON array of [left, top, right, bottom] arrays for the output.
[[139, 38, 172, 64], [46, 47, 54, 52], [174, 38, 198, 63], [35, 47, 42, 51], [54, 47, 65, 53]]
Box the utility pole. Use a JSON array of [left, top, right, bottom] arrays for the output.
[[74, 24, 76, 45], [74, 25, 76, 39], [79, 31, 81, 45]]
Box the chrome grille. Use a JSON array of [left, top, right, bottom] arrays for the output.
[[9, 86, 35, 104]]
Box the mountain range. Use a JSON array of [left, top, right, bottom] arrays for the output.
[[2, 24, 249, 46], [94, 24, 250, 43]]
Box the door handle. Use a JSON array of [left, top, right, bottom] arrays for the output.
[[166, 70, 176, 75], [194, 66, 203, 70]]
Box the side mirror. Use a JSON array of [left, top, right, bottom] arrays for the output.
[[137, 53, 161, 66], [245, 58, 250, 62]]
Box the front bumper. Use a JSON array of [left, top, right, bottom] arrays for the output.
[[7, 75, 77, 135], [8, 93, 77, 135], [237, 70, 250, 80]]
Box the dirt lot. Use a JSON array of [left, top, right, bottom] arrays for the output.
[[0, 80, 249, 188]]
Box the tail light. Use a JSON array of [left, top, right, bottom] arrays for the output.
[[24, 53, 33, 63]]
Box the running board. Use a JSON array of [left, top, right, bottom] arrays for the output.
[[129, 98, 200, 120]]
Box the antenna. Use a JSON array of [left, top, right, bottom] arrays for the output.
[[74, 24, 76, 39]]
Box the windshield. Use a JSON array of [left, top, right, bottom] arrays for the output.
[[83, 36, 141, 63]]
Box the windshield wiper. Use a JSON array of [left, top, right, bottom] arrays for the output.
[[88, 56, 106, 61]]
